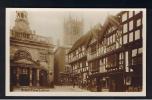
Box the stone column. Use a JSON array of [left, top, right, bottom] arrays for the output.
[[36, 69, 40, 86], [29, 68, 32, 86], [16, 67, 20, 87]]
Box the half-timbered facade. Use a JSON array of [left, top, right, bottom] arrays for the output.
[[68, 11, 143, 92], [68, 32, 91, 88]]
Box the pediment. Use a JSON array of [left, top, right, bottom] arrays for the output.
[[14, 59, 33, 64]]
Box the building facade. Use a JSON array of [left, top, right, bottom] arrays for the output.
[[68, 33, 90, 88], [54, 16, 84, 85], [68, 11, 143, 92], [54, 46, 71, 85], [10, 11, 54, 91]]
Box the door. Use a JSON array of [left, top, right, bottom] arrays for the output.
[[19, 74, 29, 86]]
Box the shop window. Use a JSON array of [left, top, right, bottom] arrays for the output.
[[129, 32, 133, 42], [123, 23, 128, 33], [137, 18, 142, 27], [123, 34, 128, 44], [107, 55, 116, 68], [135, 30, 140, 40], [129, 11, 133, 18], [129, 20, 133, 31], [122, 12, 127, 22]]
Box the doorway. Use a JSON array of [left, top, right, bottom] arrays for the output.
[[19, 74, 29, 86]]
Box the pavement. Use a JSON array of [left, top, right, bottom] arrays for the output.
[[13, 86, 90, 92], [49, 86, 89, 92]]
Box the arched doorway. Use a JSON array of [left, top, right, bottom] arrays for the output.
[[39, 70, 48, 87], [11, 50, 35, 87]]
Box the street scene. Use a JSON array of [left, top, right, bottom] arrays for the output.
[[7, 9, 145, 93]]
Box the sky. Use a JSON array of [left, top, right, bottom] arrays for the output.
[[10, 9, 120, 45]]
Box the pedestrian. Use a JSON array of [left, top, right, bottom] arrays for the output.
[[73, 81, 75, 88]]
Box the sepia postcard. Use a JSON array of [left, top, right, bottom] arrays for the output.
[[5, 8, 146, 96]]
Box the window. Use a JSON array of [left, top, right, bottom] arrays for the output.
[[134, 11, 141, 15], [91, 44, 96, 53], [123, 23, 128, 33], [76, 50, 78, 55], [129, 21, 133, 31], [137, 18, 142, 27], [22, 68, 28, 74], [99, 59, 103, 66], [119, 53, 124, 68], [132, 49, 137, 57], [138, 48, 142, 54], [107, 55, 116, 68], [129, 32, 133, 42], [129, 11, 133, 18], [120, 37, 122, 45], [130, 68, 133, 72], [82, 46, 85, 51], [107, 37, 109, 45], [122, 12, 127, 22], [125, 51, 129, 72], [86, 62, 88, 66], [135, 30, 140, 40], [109, 36, 112, 44], [113, 34, 115, 42], [39, 53, 47, 62], [123, 34, 128, 44]]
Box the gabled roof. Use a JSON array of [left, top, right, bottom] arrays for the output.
[[68, 15, 121, 54], [68, 24, 102, 53], [98, 15, 122, 41], [68, 31, 91, 53]]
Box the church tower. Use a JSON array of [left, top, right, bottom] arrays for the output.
[[63, 15, 84, 47]]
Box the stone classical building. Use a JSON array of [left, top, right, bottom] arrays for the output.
[[10, 11, 54, 90]]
